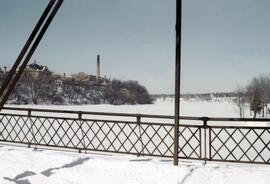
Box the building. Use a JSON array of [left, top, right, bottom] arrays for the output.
[[0, 67, 4, 74], [0, 67, 6, 81], [25, 60, 49, 78]]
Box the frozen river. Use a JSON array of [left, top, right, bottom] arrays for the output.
[[5, 98, 243, 117]]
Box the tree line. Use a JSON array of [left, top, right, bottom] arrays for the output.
[[234, 75, 270, 118], [1, 71, 153, 105]]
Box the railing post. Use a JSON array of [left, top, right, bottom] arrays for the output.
[[137, 115, 144, 156], [209, 125, 212, 162], [78, 112, 82, 120], [28, 109, 36, 149], [27, 109, 31, 148], [78, 112, 86, 154], [202, 117, 209, 164]]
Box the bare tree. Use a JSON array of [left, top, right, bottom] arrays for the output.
[[246, 77, 264, 118], [22, 71, 55, 104], [62, 79, 79, 104], [258, 75, 270, 117], [233, 87, 246, 118], [4, 66, 153, 106]]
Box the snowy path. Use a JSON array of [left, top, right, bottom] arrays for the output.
[[0, 145, 270, 184]]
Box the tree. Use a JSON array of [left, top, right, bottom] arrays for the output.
[[62, 79, 80, 104], [2, 64, 153, 106], [103, 80, 126, 105], [246, 77, 265, 118], [233, 87, 246, 118], [122, 80, 153, 104], [22, 71, 55, 104]]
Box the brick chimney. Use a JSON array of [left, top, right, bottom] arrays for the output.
[[97, 55, 100, 82]]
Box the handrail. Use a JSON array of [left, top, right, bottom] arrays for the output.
[[0, 106, 270, 165], [2, 106, 270, 123]]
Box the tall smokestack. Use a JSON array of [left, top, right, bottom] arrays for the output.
[[97, 55, 100, 82], [4, 66, 7, 73]]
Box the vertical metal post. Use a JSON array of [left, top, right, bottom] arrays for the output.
[[78, 112, 87, 154], [209, 126, 212, 161], [173, 0, 182, 166], [97, 55, 101, 82], [202, 118, 209, 164], [28, 108, 37, 150], [28, 109, 32, 148], [78, 112, 83, 153], [137, 115, 144, 156]]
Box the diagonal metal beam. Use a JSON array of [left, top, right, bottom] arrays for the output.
[[0, 0, 56, 98], [0, 0, 64, 111]]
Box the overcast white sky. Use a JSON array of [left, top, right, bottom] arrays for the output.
[[1, 0, 270, 94]]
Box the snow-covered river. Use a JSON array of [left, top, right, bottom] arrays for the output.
[[5, 98, 241, 117]]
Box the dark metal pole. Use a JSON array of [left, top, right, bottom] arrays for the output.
[[173, 0, 182, 166], [97, 55, 100, 82]]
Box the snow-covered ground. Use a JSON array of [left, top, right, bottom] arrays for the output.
[[6, 98, 241, 117], [4, 97, 267, 126], [0, 145, 269, 184], [1, 99, 270, 184]]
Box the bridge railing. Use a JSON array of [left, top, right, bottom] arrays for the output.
[[0, 107, 269, 164]]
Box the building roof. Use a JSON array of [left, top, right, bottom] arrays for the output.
[[27, 63, 48, 72], [0, 70, 6, 80]]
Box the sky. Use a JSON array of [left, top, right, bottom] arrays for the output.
[[1, 0, 270, 94]]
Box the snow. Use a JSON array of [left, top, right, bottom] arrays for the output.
[[6, 98, 239, 117], [1, 98, 270, 183], [4, 97, 268, 126], [0, 145, 269, 184]]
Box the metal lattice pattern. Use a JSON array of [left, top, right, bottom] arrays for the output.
[[82, 120, 142, 154], [140, 124, 174, 157], [0, 115, 33, 143], [1, 112, 270, 165], [0, 114, 176, 157], [210, 127, 270, 163], [74, 120, 175, 157], [32, 117, 84, 149], [178, 126, 201, 159]]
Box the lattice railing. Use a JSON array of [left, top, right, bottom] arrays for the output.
[[0, 114, 33, 144], [210, 127, 270, 164], [1, 107, 270, 165], [140, 123, 174, 157], [179, 126, 201, 159], [82, 120, 142, 155], [0, 113, 177, 158], [32, 117, 84, 149]]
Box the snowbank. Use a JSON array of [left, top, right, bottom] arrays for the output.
[[0, 145, 269, 184]]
